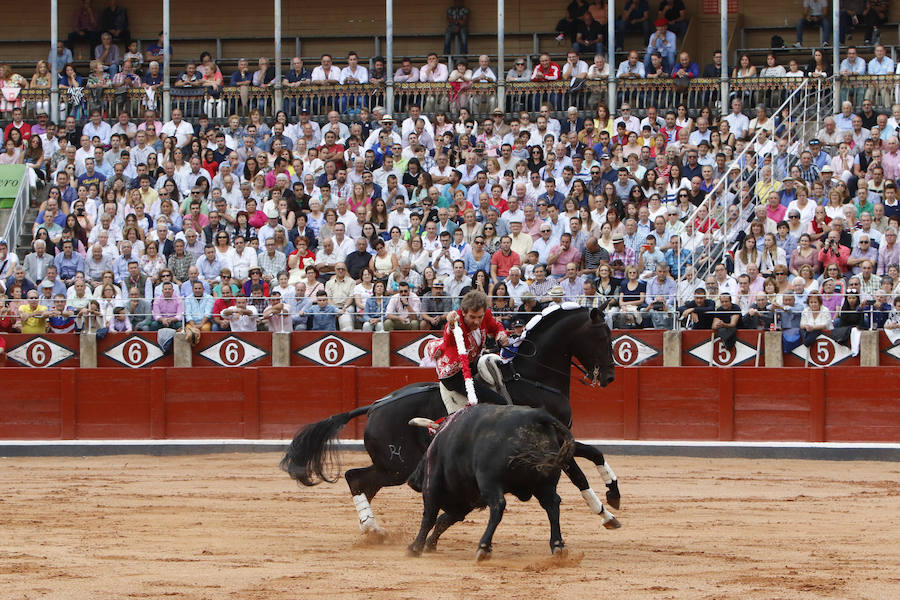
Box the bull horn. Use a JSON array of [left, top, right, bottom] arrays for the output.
[[409, 417, 437, 429]]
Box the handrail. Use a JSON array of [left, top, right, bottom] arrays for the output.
[[1, 167, 30, 256], [14, 74, 899, 124]]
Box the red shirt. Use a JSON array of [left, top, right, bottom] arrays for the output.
[[818, 244, 851, 273], [488, 198, 508, 215], [4, 121, 31, 141], [433, 308, 506, 379], [531, 62, 561, 82], [212, 297, 235, 319], [490, 249, 521, 278]]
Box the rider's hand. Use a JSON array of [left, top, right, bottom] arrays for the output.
[[447, 311, 458, 325]]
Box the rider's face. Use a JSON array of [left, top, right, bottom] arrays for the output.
[[462, 308, 485, 331]]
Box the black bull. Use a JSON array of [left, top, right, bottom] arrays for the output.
[[281, 306, 620, 534], [407, 404, 579, 560]]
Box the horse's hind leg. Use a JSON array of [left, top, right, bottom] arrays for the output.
[[345, 465, 407, 537], [563, 457, 620, 529], [574, 441, 621, 509]]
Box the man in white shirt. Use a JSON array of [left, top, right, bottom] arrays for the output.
[[501, 193, 526, 227], [222, 296, 259, 332], [230, 235, 258, 282], [562, 50, 589, 82], [161, 108, 195, 147], [724, 98, 750, 140], [311, 53, 341, 84], [130, 130, 153, 166], [400, 104, 434, 142], [420, 52, 450, 114], [613, 103, 641, 134], [504, 266, 530, 304], [339, 51, 369, 84], [372, 154, 401, 190], [388, 196, 411, 231], [429, 153, 455, 185], [431, 231, 461, 277], [315, 237, 345, 278], [364, 115, 402, 150], [419, 53, 449, 82], [331, 221, 356, 256]]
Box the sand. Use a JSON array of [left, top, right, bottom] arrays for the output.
[[1, 452, 898, 599]]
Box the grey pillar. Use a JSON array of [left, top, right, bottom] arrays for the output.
[[272, 332, 291, 366], [50, 0, 59, 122], [79, 333, 97, 368], [720, 0, 729, 115], [162, 0, 171, 121], [663, 330, 682, 366], [372, 332, 391, 367], [274, 0, 283, 111], [859, 331, 879, 367], [607, 0, 616, 111], [763, 331, 783, 367], [832, 0, 840, 112], [173, 334, 192, 367], [497, 0, 505, 112], [385, 0, 394, 112]]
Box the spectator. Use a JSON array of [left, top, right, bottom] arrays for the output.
[[100, 0, 130, 46], [646, 18, 676, 72], [574, 11, 604, 56], [151, 281, 183, 330], [794, 0, 831, 48], [383, 281, 420, 330], [93, 31, 120, 76], [221, 295, 259, 332], [18, 290, 49, 334], [658, 0, 689, 38], [66, 2, 100, 53], [444, 0, 470, 55], [615, 0, 651, 50]]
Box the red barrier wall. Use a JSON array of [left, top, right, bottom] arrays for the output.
[[2, 367, 897, 442]]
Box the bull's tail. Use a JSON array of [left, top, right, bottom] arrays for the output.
[[280, 405, 370, 486], [508, 416, 576, 476]]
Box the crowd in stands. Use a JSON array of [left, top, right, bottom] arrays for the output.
[[2, 2, 900, 354]]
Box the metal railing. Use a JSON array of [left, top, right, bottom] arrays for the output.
[[18, 75, 899, 124], [1, 166, 30, 257]]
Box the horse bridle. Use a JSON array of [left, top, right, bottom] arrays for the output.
[[513, 340, 605, 388]]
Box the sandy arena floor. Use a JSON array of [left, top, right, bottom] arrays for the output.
[[0, 451, 898, 599]]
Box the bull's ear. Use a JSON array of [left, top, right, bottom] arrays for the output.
[[591, 304, 608, 322]]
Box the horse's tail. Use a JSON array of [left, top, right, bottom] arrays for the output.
[[280, 405, 371, 486]]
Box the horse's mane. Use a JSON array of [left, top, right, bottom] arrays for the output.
[[521, 305, 590, 341]]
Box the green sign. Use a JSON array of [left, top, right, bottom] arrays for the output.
[[0, 164, 25, 199]]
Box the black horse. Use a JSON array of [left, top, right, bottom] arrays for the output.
[[281, 305, 620, 536]]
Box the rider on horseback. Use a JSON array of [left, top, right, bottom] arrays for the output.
[[431, 290, 511, 413]]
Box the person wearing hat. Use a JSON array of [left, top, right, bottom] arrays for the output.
[[419, 276, 453, 331], [547, 285, 566, 305], [808, 137, 830, 171], [646, 18, 676, 72], [252, 204, 280, 248], [363, 113, 401, 150], [609, 233, 636, 279]]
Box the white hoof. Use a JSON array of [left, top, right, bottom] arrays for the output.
[[360, 517, 385, 537]]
